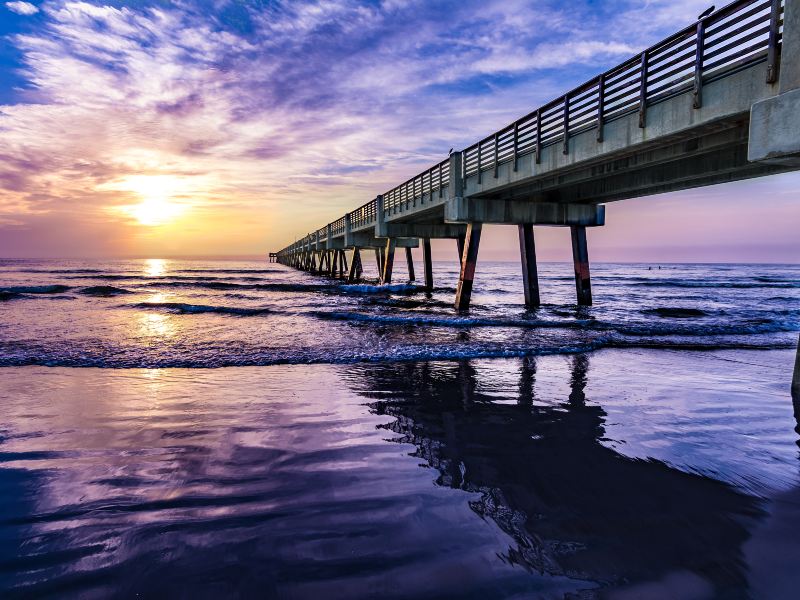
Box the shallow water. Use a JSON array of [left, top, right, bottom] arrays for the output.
[[0, 258, 797, 367], [0, 259, 799, 598]]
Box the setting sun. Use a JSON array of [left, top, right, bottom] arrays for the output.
[[102, 174, 192, 226], [127, 198, 185, 226]]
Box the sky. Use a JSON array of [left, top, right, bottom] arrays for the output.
[[0, 0, 798, 262]]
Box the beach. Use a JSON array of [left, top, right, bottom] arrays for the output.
[[1, 259, 799, 597]]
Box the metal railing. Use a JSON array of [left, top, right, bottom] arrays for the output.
[[277, 0, 783, 257], [463, 0, 782, 180]]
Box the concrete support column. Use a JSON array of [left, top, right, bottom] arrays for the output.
[[348, 248, 361, 283], [423, 238, 433, 292], [405, 247, 415, 281], [456, 234, 465, 266], [374, 248, 383, 276], [382, 238, 397, 284], [340, 250, 348, 279], [455, 223, 482, 310], [570, 225, 592, 306], [518, 224, 541, 307]]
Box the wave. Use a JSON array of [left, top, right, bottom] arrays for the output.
[[174, 268, 280, 274], [311, 309, 797, 337], [641, 307, 710, 318], [65, 274, 269, 282], [0, 335, 793, 369], [341, 283, 418, 294], [0, 285, 71, 294], [632, 281, 800, 289], [129, 302, 271, 316], [79, 286, 133, 296], [0, 291, 27, 302], [313, 311, 593, 329]]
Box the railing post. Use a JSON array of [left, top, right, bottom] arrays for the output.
[[562, 94, 570, 155], [638, 50, 648, 128], [493, 133, 499, 178], [596, 74, 605, 143], [766, 0, 783, 84], [477, 141, 483, 184], [693, 19, 706, 109], [512, 121, 519, 171], [534, 109, 542, 164], [438, 162, 443, 198]]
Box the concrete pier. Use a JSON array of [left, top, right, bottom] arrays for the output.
[[423, 238, 433, 292], [518, 224, 540, 308], [276, 0, 799, 350], [454, 223, 482, 310], [570, 225, 592, 306]]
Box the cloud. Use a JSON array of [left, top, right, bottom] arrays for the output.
[[5, 1, 39, 15], [0, 0, 739, 257]]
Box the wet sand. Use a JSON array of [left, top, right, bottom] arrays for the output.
[[1, 348, 798, 598]]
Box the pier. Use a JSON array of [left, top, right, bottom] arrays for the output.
[[273, 0, 800, 380]]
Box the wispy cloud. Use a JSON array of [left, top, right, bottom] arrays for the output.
[[0, 0, 727, 256], [5, 1, 39, 15]]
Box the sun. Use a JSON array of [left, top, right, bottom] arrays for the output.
[[128, 197, 185, 226], [104, 174, 191, 226]]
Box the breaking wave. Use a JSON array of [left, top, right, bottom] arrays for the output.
[[129, 302, 272, 316]]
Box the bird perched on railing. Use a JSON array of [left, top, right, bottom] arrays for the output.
[[698, 5, 715, 20]]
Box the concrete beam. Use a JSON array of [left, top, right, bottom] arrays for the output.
[[749, 87, 800, 166], [384, 223, 467, 239], [748, 0, 800, 165], [780, 0, 800, 94], [445, 199, 604, 226], [346, 232, 419, 248]]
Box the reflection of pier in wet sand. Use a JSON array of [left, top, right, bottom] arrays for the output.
[[351, 356, 769, 597]]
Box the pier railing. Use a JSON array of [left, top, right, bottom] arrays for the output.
[[277, 0, 783, 258]]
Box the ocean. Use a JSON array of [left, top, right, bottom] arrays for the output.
[[1, 258, 799, 598]]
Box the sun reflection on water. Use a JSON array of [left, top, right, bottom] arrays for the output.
[[137, 313, 175, 338], [144, 258, 167, 277]]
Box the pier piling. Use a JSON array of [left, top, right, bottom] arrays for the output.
[[423, 238, 433, 292], [405, 247, 415, 281], [455, 223, 482, 310], [570, 225, 592, 306], [382, 239, 397, 284], [518, 224, 541, 307], [456, 234, 465, 266], [348, 248, 361, 283]]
